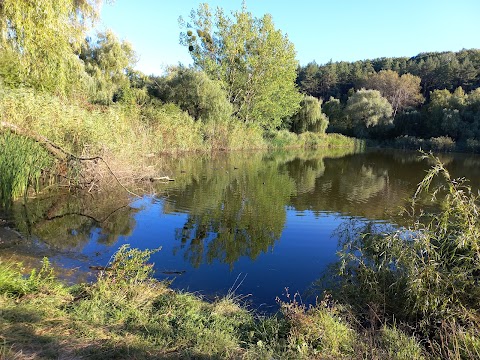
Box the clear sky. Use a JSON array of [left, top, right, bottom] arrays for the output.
[[98, 0, 480, 75]]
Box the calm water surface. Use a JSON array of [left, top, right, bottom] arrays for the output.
[[3, 149, 480, 309]]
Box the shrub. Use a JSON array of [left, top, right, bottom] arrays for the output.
[[333, 152, 480, 356]]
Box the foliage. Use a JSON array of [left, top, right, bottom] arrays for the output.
[[278, 294, 356, 358], [376, 135, 457, 152], [333, 153, 480, 357], [81, 30, 139, 104], [345, 89, 393, 136], [297, 49, 480, 102], [297, 49, 480, 147], [0, 132, 53, 208], [425, 87, 480, 141], [0, 257, 64, 298], [361, 70, 424, 117], [291, 95, 329, 134], [0, 244, 432, 359], [0, 0, 100, 94], [180, 3, 302, 130], [150, 66, 233, 123], [323, 96, 346, 131]]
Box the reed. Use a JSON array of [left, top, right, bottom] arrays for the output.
[[0, 132, 52, 208]]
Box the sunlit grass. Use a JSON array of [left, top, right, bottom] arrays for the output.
[[0, 244, 429, 359]]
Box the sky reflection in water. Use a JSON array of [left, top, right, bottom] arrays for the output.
[[5, 149, 480, 308]]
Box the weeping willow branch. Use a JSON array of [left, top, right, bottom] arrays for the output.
[[1, 121, 140, 197]]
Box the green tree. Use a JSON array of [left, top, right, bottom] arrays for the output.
[[153, 67, 233, 123], [346, 89, 393, 135], [297, 61, 320, 96], [362, 70, 424, 118], [81, 30, 137, 104], [180, 3, 301, 130], [323, 97, 348, 132], [0, 0, 100, 94], [291, 95, 329, 134]]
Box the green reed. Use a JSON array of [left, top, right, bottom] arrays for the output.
[[0, 132, 52, 209]]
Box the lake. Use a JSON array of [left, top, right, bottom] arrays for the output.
[[2, 148, 480, 311]]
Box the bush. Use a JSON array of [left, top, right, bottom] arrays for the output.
[[429, 136, 455, 151], [333, 153, 480, 356]]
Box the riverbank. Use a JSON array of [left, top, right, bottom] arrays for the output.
[[366, 135, 480, 153], [0, 88, 361, 207], [0, 245, 423, 360]]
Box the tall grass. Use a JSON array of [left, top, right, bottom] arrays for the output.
[[0, 132, 52, 208], [333, 152, 480, 358], [0, 88, 360, 192]]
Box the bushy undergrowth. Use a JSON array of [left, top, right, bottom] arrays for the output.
[[332, 152, 480, 359], [265, 130, 363, 150], [371, 135, 467, 152]]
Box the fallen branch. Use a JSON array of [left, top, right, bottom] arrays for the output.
[[147, 176, 175, 182], [1, 121, 140, 197]]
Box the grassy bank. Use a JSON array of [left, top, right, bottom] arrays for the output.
[[0, 88, 361, 206], [0, 246, 424, 360]]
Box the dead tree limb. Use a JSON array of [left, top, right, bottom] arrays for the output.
[[1, 121, 140, 197]]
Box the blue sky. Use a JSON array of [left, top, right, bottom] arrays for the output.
[[98, 0, 480, 75]]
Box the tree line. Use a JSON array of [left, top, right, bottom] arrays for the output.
[[1, 1, 479, 152], [297, 50, 480, 147]]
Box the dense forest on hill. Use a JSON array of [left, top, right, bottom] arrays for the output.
[[297, 49, 480, 149]]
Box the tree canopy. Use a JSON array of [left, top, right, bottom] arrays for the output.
[[291, 95, 329, 134], [346, 89, 393, 132], [150, 66, 233, 123], [361, 70, 424, 118], [180, 3, 302, 130], [0, 0, 101, 94], [81, 30, 137, 104]]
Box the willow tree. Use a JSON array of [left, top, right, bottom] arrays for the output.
[[346, 89, 393, 131], [179, 3, 302, 130], [0, 0, 101, 94], [291, 95, 329, 134], [81, 30, 137, 104], [154, 67, 233, 123]]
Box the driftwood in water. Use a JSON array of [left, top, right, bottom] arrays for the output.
[[89, 265, 113, 271]]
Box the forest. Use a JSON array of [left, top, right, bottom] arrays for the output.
[[297, 49, 480, 150]]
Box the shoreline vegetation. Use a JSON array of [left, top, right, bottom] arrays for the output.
[[0, 245, 423, 360], [1, 1, 479, 359], [0, 86, 362, 207], [1, 154, 479, 359]]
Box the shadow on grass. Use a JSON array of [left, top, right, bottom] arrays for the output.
[[0, 306, 229, 359], [1, 306, 64, 359]]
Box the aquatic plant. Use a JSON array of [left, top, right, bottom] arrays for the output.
[[0, 132, 52, 209]]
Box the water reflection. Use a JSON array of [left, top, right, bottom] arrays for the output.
[[2, 148, 480, 305], [10, 188, 138, 250]]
